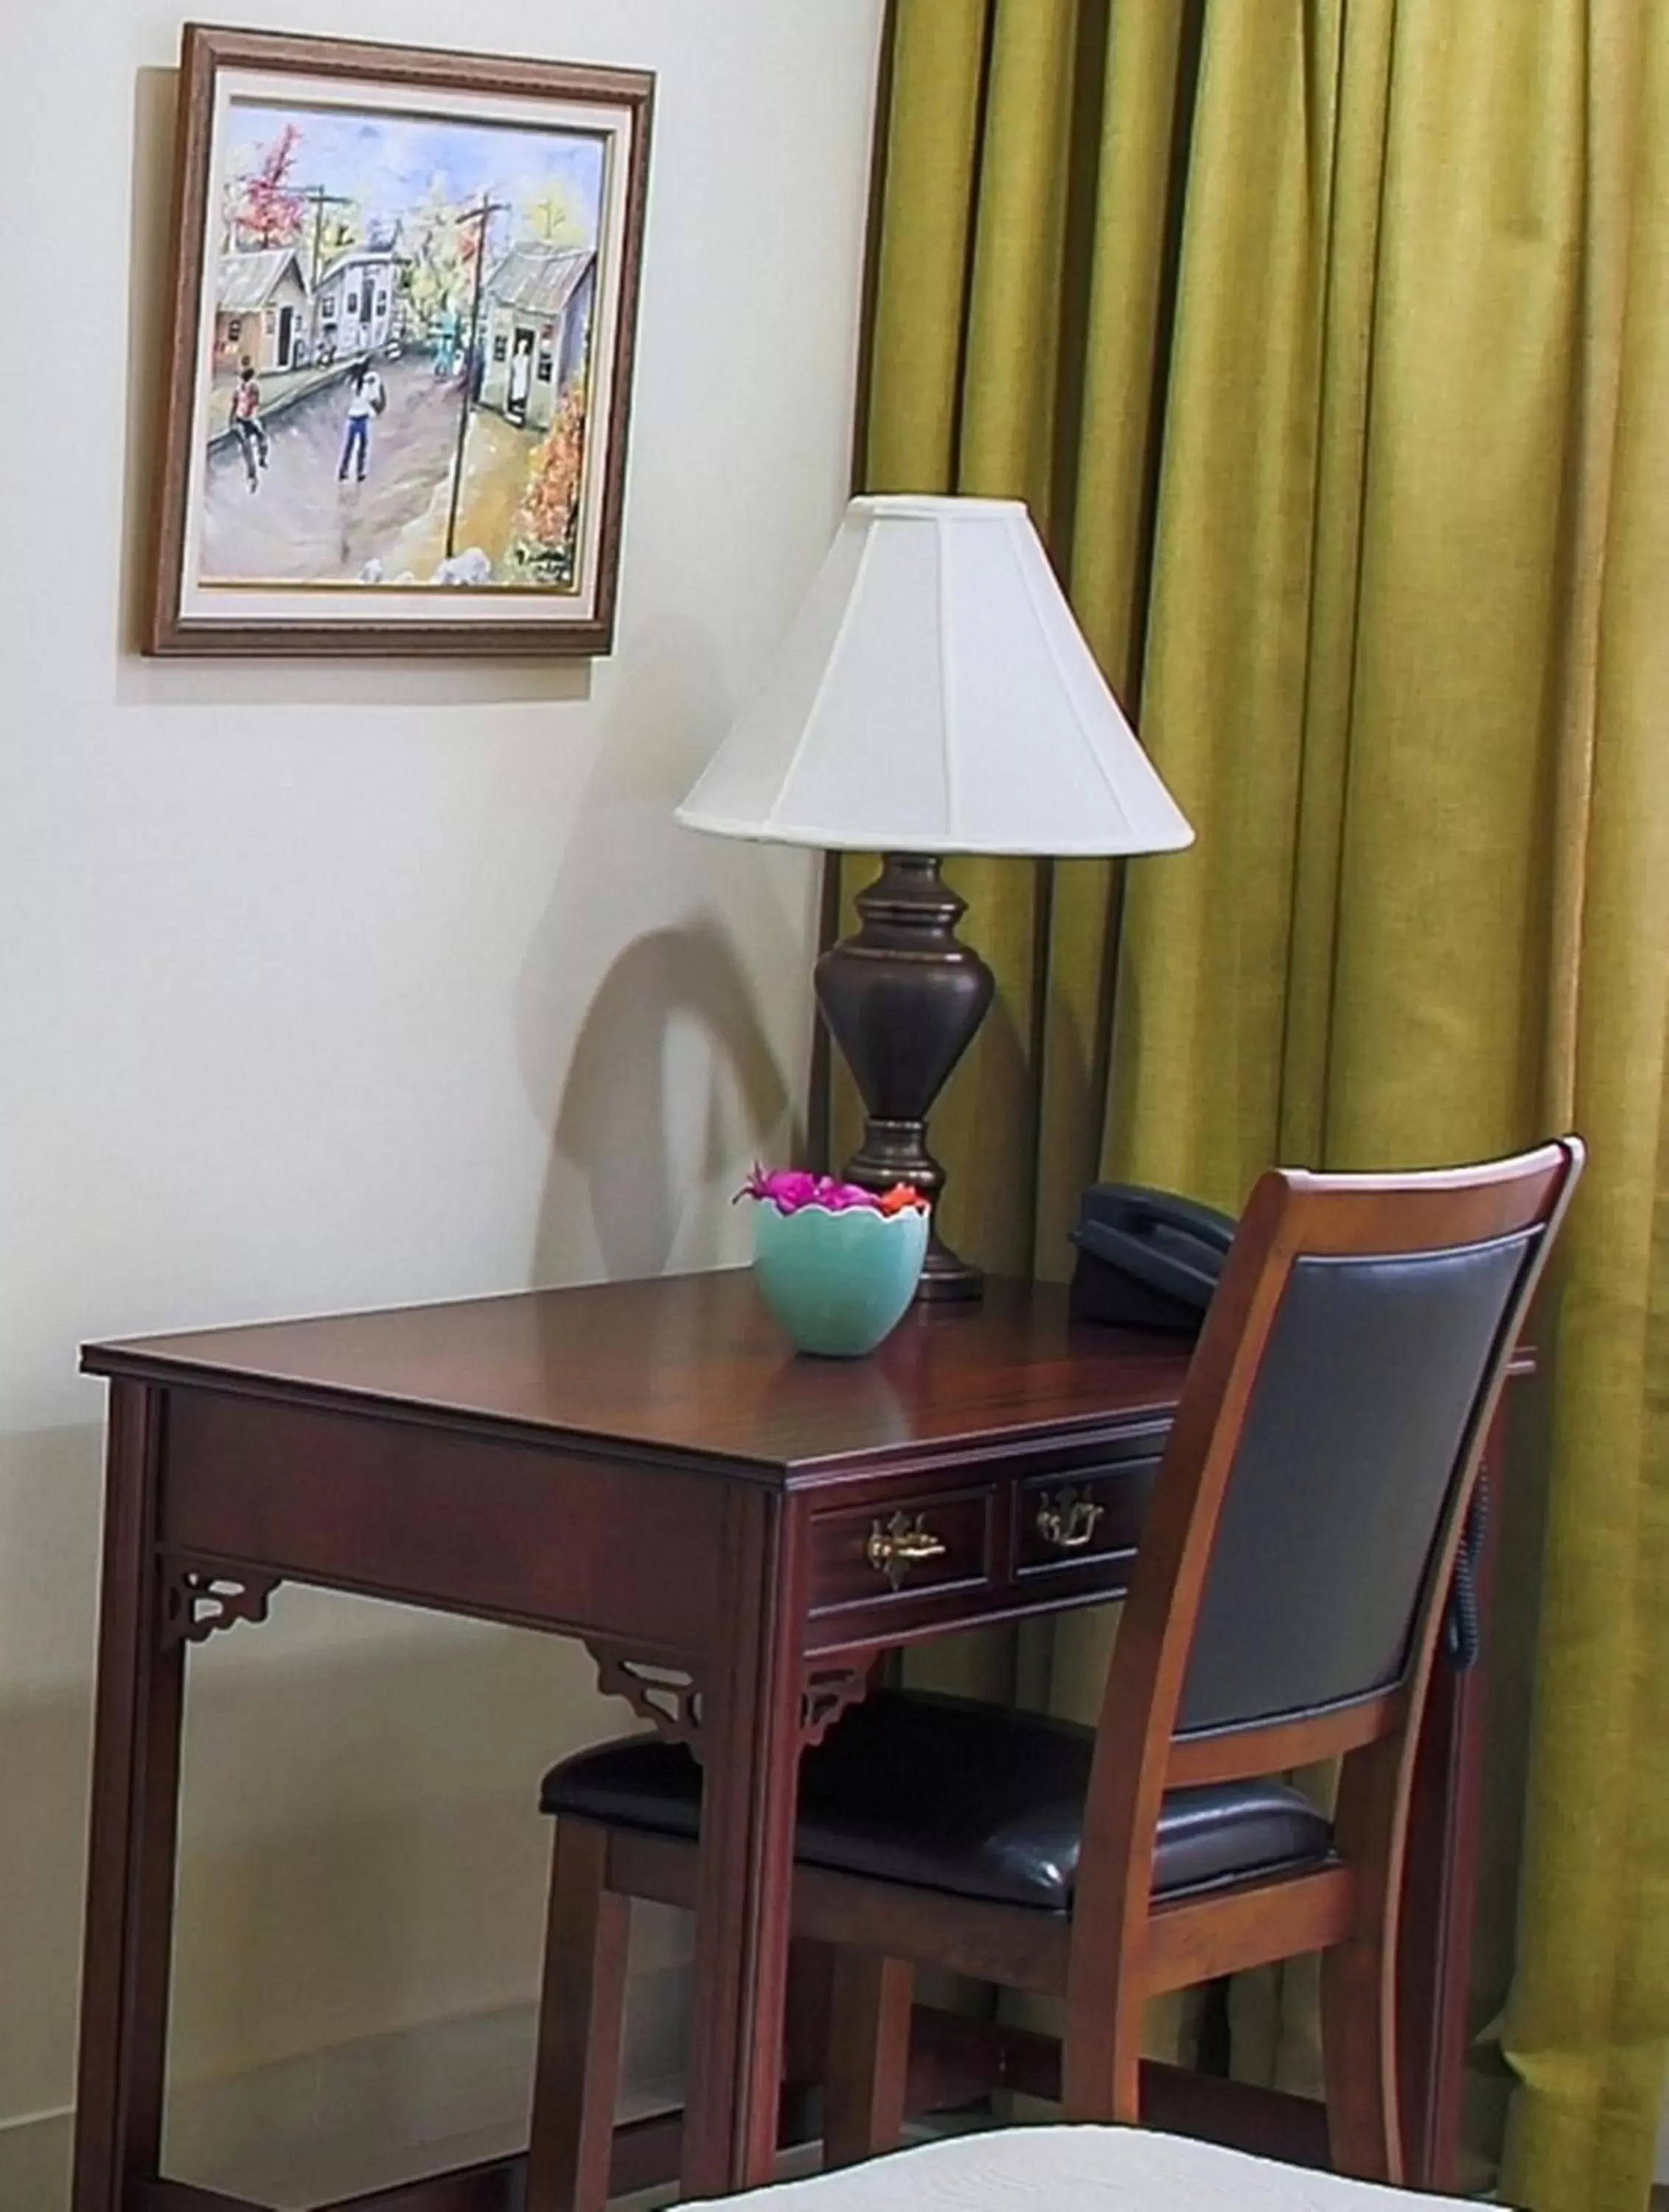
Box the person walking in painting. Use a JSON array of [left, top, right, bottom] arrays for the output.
[[337, 355, 387, 484], [229, 359, 269, 492]]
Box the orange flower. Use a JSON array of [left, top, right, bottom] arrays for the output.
[[879, 1184, 927, 1215]]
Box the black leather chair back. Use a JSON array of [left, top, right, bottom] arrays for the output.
[[1177, 1226, 1541, 1736]]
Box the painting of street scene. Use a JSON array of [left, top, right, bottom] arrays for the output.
[[196, 97, 609, 594]]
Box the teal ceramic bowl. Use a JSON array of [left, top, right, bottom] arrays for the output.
[[751, 1201, 930, 1357]]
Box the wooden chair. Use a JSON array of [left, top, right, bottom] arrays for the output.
[[526, 1143, 1583, 2208]]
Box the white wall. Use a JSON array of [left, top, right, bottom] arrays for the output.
[[0, 1, 883, 2199]]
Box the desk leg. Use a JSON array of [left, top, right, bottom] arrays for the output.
[[681, 1490, 806, 2200], [73, 1382, 186, 2212]]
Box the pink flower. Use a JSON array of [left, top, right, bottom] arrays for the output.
[[737, 1165, 899, 1216], [739, 1166, 820, 1213]]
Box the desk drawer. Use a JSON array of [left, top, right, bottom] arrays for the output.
[[1014, 1456, 1159, 1578], [810, 1487, 994, 1616]]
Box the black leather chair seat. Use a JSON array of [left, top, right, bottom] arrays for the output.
[[541, 1688, 1331, 1910]]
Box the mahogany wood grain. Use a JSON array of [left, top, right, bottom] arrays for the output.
[[523, 1148, 1580, 2205], [606, 1826, 1072, 1997], [824, 1952, 915, 2167], [1013, 1455, 1158, 1573], [808, 1486, 996, 1613], [84, 1273, 1195, 1479], [1321, 1739, 1405, 2181], [75, 1384, 185, 2212], [526, 1821, 629, 2212], [610, 1823, 1351, 2003], [680, 1485, 809, 2194], [1163, 1692, 1406, 1788], [792, 1871, 1070, 1998], [75, 1256, 1550, 2211], [162, 1390, 728, 1649], [801, 1543, 1137, 1660], [1396, 1413, 1505, 2189], [1143, 1867, 1355, 1987]]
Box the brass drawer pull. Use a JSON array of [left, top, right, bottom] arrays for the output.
[[866, 1511, 948, 1590], [1036, 1487, 1106, 1553]]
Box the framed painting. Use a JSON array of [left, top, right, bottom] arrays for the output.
[[147, 25, 653, 656]]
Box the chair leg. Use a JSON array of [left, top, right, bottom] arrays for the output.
[[1322, 1731, 1406, 2185], [1061, 1978, 1145, 2126], [822, 1950, 914, 2168], [1320, 1935, 1401, 2183], [527, 1820, 631, 2212]]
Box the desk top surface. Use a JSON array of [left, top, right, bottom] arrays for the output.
[[83, 1270, 1193, 1475]]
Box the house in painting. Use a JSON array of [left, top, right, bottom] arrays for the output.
[[215, 250, 310, 373], [478, 246, 596, 431], [313, 248, 405, 363]]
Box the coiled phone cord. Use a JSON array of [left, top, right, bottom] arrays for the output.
[[1443, 1470, 1488, 1672]]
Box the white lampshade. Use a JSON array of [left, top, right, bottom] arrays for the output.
[[675, 495, 1193, 858]]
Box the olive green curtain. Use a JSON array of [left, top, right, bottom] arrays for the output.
[[848, 4, 1669, 2207]]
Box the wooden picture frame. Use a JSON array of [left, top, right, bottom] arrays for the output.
[[147, 24, 654, 657]]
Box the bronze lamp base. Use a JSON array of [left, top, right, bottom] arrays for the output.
[[814, 854, 995, 1301]]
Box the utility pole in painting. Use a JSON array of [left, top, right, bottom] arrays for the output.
[[444, 190, 509, 564], [296, 184, 355, 358]]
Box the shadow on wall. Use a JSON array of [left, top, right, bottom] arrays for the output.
[[550, 922, 792, 1279], [516, 615, 809, 1285]]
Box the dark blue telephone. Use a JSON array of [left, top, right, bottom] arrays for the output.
[[1067, 1183, 1236, 1333]]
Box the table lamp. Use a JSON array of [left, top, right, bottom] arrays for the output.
[[676, 494, 1194, 1300]]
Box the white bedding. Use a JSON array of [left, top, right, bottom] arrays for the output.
[[694, 2127, 1475, 2209]]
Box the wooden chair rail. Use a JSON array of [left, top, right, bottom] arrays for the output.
[[611, 1817, 1360, 2005], [609, 1825, 1073, 1994], [1145, 1864, 1354, 1986], [1165, 1691, 1406, 1787]]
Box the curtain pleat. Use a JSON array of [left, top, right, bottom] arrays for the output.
[[1499, 20, 1669, 2203]]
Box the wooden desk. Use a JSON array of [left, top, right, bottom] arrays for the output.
[[74, 1273, 1497, 2211]]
